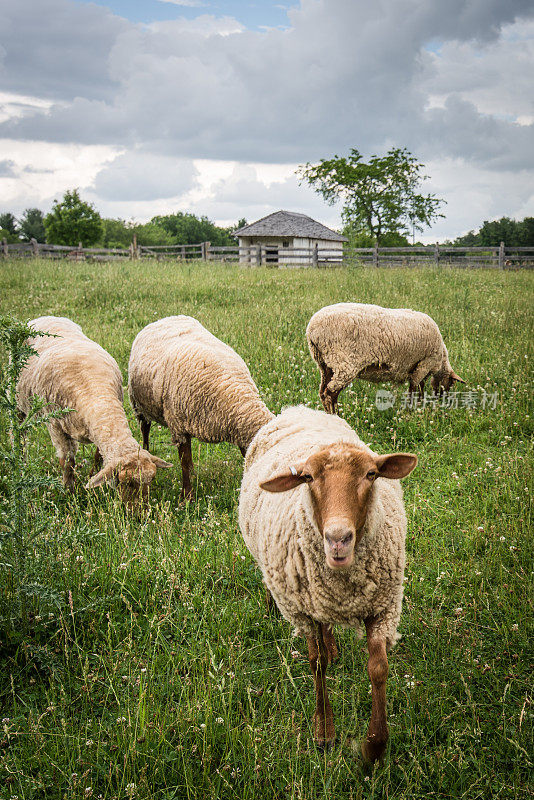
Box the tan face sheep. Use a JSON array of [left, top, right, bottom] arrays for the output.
[[128, 316, 273, 500], [16, 316, 171, 501], [306, 303, 464, 413], [239, 406, 417, 761]]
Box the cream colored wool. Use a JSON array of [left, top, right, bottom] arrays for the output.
[[128, 316, 273, 452], [306, 302, 456, 392], [239, 406, 408, 647], [17, 316, 159, 482]]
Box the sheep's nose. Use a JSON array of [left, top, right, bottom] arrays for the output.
[[325, 530, 354, 549], [324, 520, 355, 554]]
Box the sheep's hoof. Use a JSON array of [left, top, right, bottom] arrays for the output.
[[360, 737, 387, 765], [314, 736, 335, 752]]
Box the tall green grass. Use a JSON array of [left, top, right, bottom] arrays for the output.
[[0, 258, 532, 799]]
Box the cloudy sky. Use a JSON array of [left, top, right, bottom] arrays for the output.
[[1, 0, 533, 241]]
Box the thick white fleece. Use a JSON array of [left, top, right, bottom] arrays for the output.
[[306, 302, 453, 392], [128, 316, 273, 451], [239, 407, 408, 647], [17, 316, 147, 465]]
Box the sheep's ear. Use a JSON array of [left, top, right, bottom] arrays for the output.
[[375, 453, 417, 479], [150, 455, 173, 469], [86, 464, 116, 488], [260, 465, 310, 493], [450, 371, 466, 384]]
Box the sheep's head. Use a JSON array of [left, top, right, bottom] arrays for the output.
[[431, 368, 466, 394], [86, 450, 172, 502], [260, 443, 417, 570]]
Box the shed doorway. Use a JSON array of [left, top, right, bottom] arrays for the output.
[[265, 246, 279, 264]]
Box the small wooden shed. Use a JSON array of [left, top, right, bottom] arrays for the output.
[[235, 210, 347, 266]]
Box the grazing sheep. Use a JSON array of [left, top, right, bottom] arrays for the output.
[[306, 302, 465, 413], [16, 316, 172, 498], [128, 316, 273, 499], [239, 406, 417, 760]]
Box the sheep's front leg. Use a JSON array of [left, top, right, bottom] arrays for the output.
[[324, 386, 341, 415], [89, 448, 103, 477], [361, 617, 389, 763], [408, 378, 425, 399], [178, 437, 194, 501], [321, 623, 339, 663], [306, 627, 335, 748], [140, 417, 151, 451]]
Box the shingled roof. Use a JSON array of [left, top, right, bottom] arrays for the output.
[[235, 210, 347, 242]]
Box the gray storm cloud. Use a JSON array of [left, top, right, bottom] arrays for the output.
[[1, 0, 532, 171]]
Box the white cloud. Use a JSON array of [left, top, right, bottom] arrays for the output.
[[0, 139, 119, 215], [92, 150, 199, 201]]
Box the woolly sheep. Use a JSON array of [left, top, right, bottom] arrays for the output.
[[306, 302, 465, 413], [16, 316, 172, 498], [128, 316, 273, 499], [239, 406, 417, 760]]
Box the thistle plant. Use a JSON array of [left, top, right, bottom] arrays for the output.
[[0, 316, 66, 632]]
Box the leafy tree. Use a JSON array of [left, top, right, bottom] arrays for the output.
[[343, 220, 410, 248], [0, 213, 19, 242], [232, 218, 248, 233], [99, 218, 175, 248], [0, 228, 19, 244], [298, 147, 444, 245], [44, 189, 102, 247], [18, 208, 46, 243], [151, 212, 234, 246], [132, 222, 175, 247], [99, 218, 131, 248], [518, 217, 534, 246]]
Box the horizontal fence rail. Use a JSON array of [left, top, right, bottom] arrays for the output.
[[2, 238, 533, 269]]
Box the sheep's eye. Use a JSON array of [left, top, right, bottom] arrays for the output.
[[302, 473, 313, 483], [367, 470, 377, 480]]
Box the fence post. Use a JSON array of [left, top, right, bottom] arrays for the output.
[[373, 243, 378, 268], [200, 241, 206, 260], [204, 241, 211, 261], [2, 238, 7, 257], [30, 237, 39, 257], [312, 243, 318, 268], [256, 244, 262, 266], [499, 241, 505, 269]]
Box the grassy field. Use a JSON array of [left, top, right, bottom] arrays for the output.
[[0, 258, 532, 800]]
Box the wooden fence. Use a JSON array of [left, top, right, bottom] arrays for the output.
[[2, 237, 533, 269]]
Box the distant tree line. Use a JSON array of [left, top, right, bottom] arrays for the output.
[[452, 217, 534, 247], [0, 189, 245, 248], [1, 186, 533, 249]]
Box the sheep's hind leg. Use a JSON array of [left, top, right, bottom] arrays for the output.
[[319, 365, 334, 412], [49, 423, 78, 489], [306, 626, 335, 748], [178, 436, 194, 501], [361, 617, 389, 764]]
